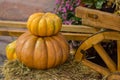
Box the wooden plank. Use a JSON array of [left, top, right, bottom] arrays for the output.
[[82, 59, 110, 76], [103, 31, 120, 40], [93, 43, 116, 72], [75, 6, 120, 31], [117, 40, 120, 71], [62, 25, 98, 33], [0, 28, 92, 40], [0, 28, 26, 37], [62, 32, 91, 40], [0, 20, 98, 33], [0, 20, 26, 28]]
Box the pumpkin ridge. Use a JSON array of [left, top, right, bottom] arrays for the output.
[[32, 38, 38, 68], [37, 16, 43, 36], [51, 19, 55, 35], [51, 15, 59, 35], [45, 18, 48, 35], [52, 35, 63, 65], [27, 13, 41, 32], [51, 36, 63, 66], [31, 17, 41, 35], [52, 19, 56, 35], [43, 37, 48, 69], [16, 32, 32, 61], [44, 37, 56, 68], [48, 37, 56, 67], [54, 33, 69, 64], [38, 16, 47, 36], [21, 36, 37, 67], [45, 17, 54, 36], [53, 16, 62, 34], [17, 32, 36, 67]]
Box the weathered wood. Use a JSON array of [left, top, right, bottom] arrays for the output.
[[103, 31, 120, 40], [0, 20, 98, 40], [75, 32, 104, 61], [62, 25, 98, 33], [75, 31, 120, 76], [82, 59, 110, 76], [117, 40, 120, 71], [79, 32, 104, 50], [0, 20, 98, 34], [75, 6, 120, 31], [0, 28, 92, 40], [105, 72, 120, 80], [93, 43, 116, 72], [74, 50, 83, 62], [62, 33, 91, 40], [0, 20, 26, 28], [0, 28, 26, 37]]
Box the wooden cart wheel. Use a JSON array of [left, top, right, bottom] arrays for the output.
[[74, 31, 120, 79], [103, 72, 120, 80]]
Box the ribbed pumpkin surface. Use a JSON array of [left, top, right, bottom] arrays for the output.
[[27, 12, 62, 37], [16, 31, 69, 69]]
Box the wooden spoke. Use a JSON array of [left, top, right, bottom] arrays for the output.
[[117, 40, 120, 71], [93, 43, 116, 72], [82, 59, 110, 76]]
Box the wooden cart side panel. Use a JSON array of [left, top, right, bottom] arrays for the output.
[[75, 6, 120, 31]]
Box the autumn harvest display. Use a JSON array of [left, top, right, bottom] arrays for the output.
[[5, 12, 70, 69]]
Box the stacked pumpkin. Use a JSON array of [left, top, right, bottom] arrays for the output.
[[6, 12, 70, 69]]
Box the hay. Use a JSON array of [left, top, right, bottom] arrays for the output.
[[2, 55, 102, 80]]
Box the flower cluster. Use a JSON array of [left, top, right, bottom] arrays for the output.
[[54, 0, 81, 25]]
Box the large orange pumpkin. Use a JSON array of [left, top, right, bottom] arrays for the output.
[[16, 31, 69, 69], [27, 12, 62, 36], [6, 40, 17, 60]]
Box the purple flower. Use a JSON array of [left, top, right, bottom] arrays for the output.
[[76, 0, 81, 6], [63, 20, 73, 25], [62, 13, 67, 20], [66, 2, 70, 9], [54, 0, 81, 25], [55, 0, 61, 4], [62, 7, 67, 13], [70, 6, 73, 11]]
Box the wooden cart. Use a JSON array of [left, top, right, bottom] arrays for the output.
[[75, 6, 120, 79], [0, 6, 120, 79]]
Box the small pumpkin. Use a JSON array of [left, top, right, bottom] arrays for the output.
[[6, 40, 17, 60], [16, 31, 69, 69], [27, 12, 62, 36]]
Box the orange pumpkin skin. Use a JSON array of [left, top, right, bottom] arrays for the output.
[[16, 31, 69, 69], [6, 40, 17, 60], [27, 12, 62, 37]]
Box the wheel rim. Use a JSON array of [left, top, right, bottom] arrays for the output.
[[74, 31, 120, 76]]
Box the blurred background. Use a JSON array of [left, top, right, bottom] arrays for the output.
[[0, 0, 55, 21]]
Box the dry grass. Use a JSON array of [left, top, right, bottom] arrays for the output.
[[2, 55, 102, 80]]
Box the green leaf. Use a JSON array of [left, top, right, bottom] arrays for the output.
[[95, 0, 105, 9], [82, 0, 94, 6]]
